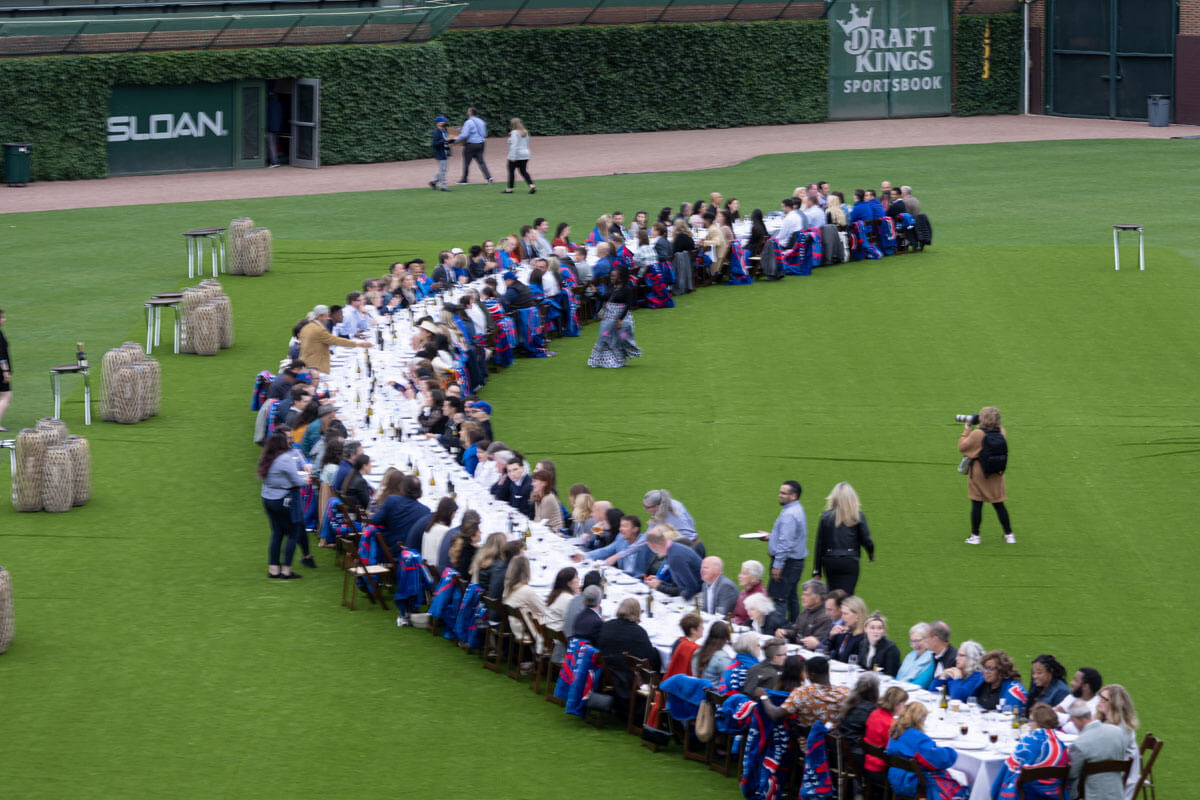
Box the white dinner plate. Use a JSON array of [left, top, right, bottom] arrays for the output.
[[954, 739, 988, 751], [738, 532, 770, 540]]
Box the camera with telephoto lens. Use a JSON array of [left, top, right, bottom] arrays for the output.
[[955, 414, 980, 425]]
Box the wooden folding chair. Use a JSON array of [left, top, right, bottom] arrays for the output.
[[886, 754, 927, 799], [478, 595, 511, 674], [825, 731, 863, 800], [1016, 765, 1069, 800], [1078, 759, 1133, 800], [1134, 732, 1163, 800], [339, 533, 392, 611], [503, 604, 538, 681], [622, 653, 661, 737], [702, 688, 737, 775], [538, 623, 568, 705], [860, 741, 893, 800], [584, 654, 617, 731]]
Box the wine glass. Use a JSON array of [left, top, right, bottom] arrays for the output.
[[847, 654, 859, 673]]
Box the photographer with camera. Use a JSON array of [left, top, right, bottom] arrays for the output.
[[957, 406, 1014, 545]]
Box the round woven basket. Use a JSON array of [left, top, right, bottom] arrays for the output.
[[229, 217, 255, 275], [35, 417, 68, 443], [110, 365, 142, 424], [191, 303, 221, 356], [242, 228, 272, 276], [13, 428, 54, 512], [179, 287, 208, 354], [100, 347, 136, 421], [64, 435, 91, 506], [142, 358, 162, 417], [41, 444, 73, 513], [121, 341, 145, 360], [0, 566, 14, 654], [212, 294, 234, 349]]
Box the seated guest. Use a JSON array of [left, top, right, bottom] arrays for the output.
[[746, 209, 770, 258], [932, 640, 986, 702], [664, 612, 704, 679], [488, 541, 523, 609], [370, 473, 430, 555], [1096, 684, 1142, 800], [848, 189, 873, 224], [544, 566, 580, 633], [670, 219, 694, 256], [801, 194, 825, 231], [500, 271, 535, 312], [896, 622, 936, 688], [1026, 654, 1071, 710], [731, 559, 767, 625], [1068, 699, 1129, 800], [864, 687, 909, 792], [1053, 667, 1103, 733], [698, 556, 739, 616], [470, 532, 507, 586], [447, 516, 481, 578], [562, 570, 602, 639], [977, 650, 1027, 714], [886, 703, 967, 800], [744, 593, 787, 636], [591, 243, 615, 290], [643, 526, 702, 600], [886, 187, 907, 219], [329, 438, 360, 494], [716, 633, 761, 694], [338, 453, 372, 513], [693, 620, 733, 683], [775, 197, 804, 247], [267, 360, 307, 401], [855, 612, 901, 676], [438, 509, 479, 573], [924, 620, 958, 682], [490, 452, 534, 517], [420, 496, 457, 567], [779, 655, 806, 693], [742, 637, 788, 699], [838, 672, 881, 756], [651, 221, 672, 263], [824, 588, 847, 629], [503, 555, 547, 666], [827, 192, 847, 228], [766, 655, 850, 727], [474, 441, 508, 488], [459, 423, 486, 474], [578, 499, 613, 549], [585, 514, 651, 577], [568, 491, 596, 539], [865, 189, 886, 220], [597, 598, 662, 707], [991, 702, 1070, 800], [552, 222, 574, 250], [785, 579, 832, 649], [826, 594, 868, 663], [530, 469, 563, 531]]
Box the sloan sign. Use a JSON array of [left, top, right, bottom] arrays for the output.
[[106, 83, 235, 176], [827, 0, 951, 119]]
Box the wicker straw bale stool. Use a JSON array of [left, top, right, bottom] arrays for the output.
[[228, 217, 255, 275], [48, 364, 91, 426], [41, 444, 73, 513], [241, 228, 272, 276], [0, 566, 13, 654], [191, 303, 221, 356], [64, 435, 91, 506], [13, 427, 55, 512]]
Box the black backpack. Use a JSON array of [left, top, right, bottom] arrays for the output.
[[978, 428, 1008, 475]]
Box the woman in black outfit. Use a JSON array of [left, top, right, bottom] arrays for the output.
[[339, 453, 372, 511], [586, 267, 642, 368], [747, 209, 770, 257], [812, 481, 875, 595], [854, 612, 902, 676], [838, 672, 880, 758]]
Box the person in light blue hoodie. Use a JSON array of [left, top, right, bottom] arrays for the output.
[[895, 621, 937, 688]]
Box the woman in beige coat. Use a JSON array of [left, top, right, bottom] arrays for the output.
[[958, 406, 1014, 545]]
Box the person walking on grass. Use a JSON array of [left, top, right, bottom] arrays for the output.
[[428, 115, 452, 192], [454, 107, 493, 186], [0, 308, 11, 431], [959, 406, 1014, 545], [503, 118, 535, 195]]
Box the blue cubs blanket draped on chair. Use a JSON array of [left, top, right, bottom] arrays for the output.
[[427, 569, 462, 632], [850, 221, 883, 261], [513, 307, 549, 357], [991, 728, 1068, 800], [800, 229, 824, 271], [563, 640, 602, 717], [482, 298, 516, 368], [727, 241, 754, 285], [558, 267, 582, 335], [319, 496, 359, 544], [643, 262, 676, 307], [586, 227, 604, 246], [716, 653, 759, 695], [879, 216, 898, 255], [251, 371, 274, 410], [659, 674, 711, 721], [801, 720, 835, 799], [393, 547, 431, 608], [454, 583, 484, 646], [773, 237, 806, 275]]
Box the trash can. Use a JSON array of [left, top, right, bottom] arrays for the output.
[[2, 143, 33, 187], [1147, 95, 1171, 128]]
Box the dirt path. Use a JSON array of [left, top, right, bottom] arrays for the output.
[[3, 115, 1196, 215]]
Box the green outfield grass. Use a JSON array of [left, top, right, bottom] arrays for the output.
[[0, 138, 1195, 798]]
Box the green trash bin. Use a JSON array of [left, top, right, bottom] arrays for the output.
[[3, 142, 33, 187]]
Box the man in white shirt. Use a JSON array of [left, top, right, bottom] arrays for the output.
[[532, 258, 559, 297], [801, 195, 825, 230], [923, 620, 957, 680], [774, 198, 805, 248], [1054, 667, 1103, 733], [334, 292, 371, 338], [817, 181, 830, 208]]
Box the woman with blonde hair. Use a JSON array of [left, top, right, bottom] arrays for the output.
[[569, 491, 595, 538], [827, 191, 848, 229], [827, 594, 868, 662], [813, 481, 875, 594], [470, 531, 507, 585], [503, 117, 535, 194], [1097, 684, 1141, 799], [886, 702, 967, 799], [959, 405, 1014, 544]]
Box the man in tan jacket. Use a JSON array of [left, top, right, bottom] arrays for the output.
[[298, 304, 371, 374]]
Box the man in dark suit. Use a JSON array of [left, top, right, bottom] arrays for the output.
[[699, 556, 740, 617], [572, 586, 604, 642], [644, 527, 702, 600], [924, 620, 958, 681]]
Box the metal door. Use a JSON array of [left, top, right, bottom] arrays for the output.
[[1049, 0, 1175, 120], [235, 80, 265, 168], [290, 78, 320, 169]]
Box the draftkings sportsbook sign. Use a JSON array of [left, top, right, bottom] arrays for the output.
[[827, 0, 951, 119]]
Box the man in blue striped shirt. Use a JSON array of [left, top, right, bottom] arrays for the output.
[[454, 107, 493, 185], [759, 480, 807, 622]]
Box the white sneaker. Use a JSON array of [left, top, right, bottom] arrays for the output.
[[395, 615, 411, 627], [1004, 533, 1016, 544], [964, 534, 981, 545]]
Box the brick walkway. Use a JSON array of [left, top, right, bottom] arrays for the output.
[[3, 115, 1196, 215]]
